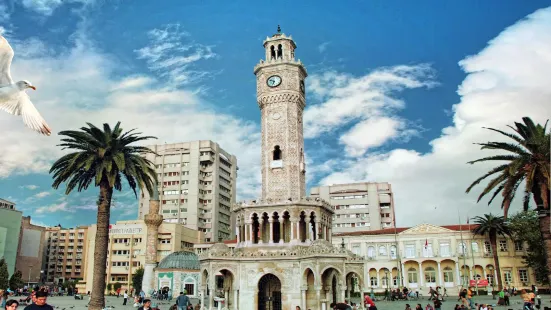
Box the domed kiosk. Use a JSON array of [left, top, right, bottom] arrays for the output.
[[155, 250, 201, 298]]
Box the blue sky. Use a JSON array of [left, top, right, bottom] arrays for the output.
[[0, 1, 550, 228]]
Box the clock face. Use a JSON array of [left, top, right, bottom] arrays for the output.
[[267, 75, 282, 88]]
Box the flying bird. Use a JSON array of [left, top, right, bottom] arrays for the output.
[[0, 35, 51, 135]]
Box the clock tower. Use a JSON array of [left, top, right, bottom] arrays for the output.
[[254, 26, 307, 201]]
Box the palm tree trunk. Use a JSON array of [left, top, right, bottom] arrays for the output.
[[88, 181, 113, 310], [490, 233, 503, 291], [538, 210, 551, 285]]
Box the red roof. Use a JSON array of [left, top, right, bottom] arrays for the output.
[[334, 224, 479, 237]]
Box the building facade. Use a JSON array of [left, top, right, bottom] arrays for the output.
[[81, 220, 203, 294], [17, 216, 46, 285], [42, 225, 89, 284], [310, 182, 396, 233], [199, 27, 365, 310], [139, 140, 237, 242], [0, 198, 22, 276], [334, 223, 534, 295]]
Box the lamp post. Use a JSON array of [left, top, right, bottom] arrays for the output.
[[488, 266, 495, 299]]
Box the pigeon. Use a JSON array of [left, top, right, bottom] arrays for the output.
[[0, 35, 51, 135]]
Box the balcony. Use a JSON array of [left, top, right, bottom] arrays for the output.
[[199, 153, 214, 163]]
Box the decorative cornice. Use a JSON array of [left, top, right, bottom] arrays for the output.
[[257, 93, 305, 109]]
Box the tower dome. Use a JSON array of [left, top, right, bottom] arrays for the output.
[[156, 250, 200, 270]]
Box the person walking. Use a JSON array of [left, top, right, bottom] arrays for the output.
[[176, 292, 190, 310], [123, 290, 128, 305], [504, 289, 510, 306]]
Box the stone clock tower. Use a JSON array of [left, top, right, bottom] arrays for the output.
[[254, 25, 307, 201]]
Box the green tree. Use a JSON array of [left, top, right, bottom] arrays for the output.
[[106, 283, 112, 294], [0, 259, 9, 289], [49, 122, 157, 310], [8, 270, 23, 290], [466, 117, 550, 282], [113, 282, 122, 292], [472, 214, 511, 290], [507, 211, 550, 284], [132, 267, 144, 293]]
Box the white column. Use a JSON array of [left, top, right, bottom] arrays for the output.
[[296, 222, 301, 242], [456, 261, 461, 286], [236, 225, 241, 244], [437, 261, 443, 286], [200, 289, 205, 310], [377, 272, 380, 288], [233, 290, 238, 310], [224, 290, 229, 307], [483, 269, 487, 280], [142, 263, 156, 297], [301, 289, 306, 310], [269, 220, 274, 244], [469, 267, 473, 280], [419, 262, 424, 287], [279, 221, 284, 244], [258, 222, 263, 244], [494, 269, 498, 284], [248, 223, 253, 244], [328, 227, 332, 243], [401, 263, 406, 287], [290, 219, 295, 240]]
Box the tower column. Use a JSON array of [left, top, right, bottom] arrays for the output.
[[290, 218, 296, 241], [248, 222, 253, 244], [279, 221, 284, 244], [236, 224, 241, 244], [258, 221, 264, 244], [269, 219, 274, 244], [143, 187, 163, 298]]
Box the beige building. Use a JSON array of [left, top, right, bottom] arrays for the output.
[[81, 219, 203, 293], [17, 216, 46, 285], [139, 140, 237, 242], [334, 223, 534, 295], [42, 225, 89, 284], [0, 198, 22, 276], [310, 182, 396, 233]]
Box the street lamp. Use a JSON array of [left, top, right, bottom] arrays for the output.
[[385, 270, 390, 301]]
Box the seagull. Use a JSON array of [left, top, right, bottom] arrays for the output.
[[0, 35, 51, 135]]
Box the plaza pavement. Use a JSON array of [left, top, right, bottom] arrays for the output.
[[20, 294, 550, 310]]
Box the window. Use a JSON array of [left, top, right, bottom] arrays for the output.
[[499, 240, 508, 252], [381, 271, 389, 287], [503, 270, 512, 284], [393, 276, 398, 286], [484, 241, 492, 254], [379, 246, 387, 256], [443, 267, 454, 283], [273, 145, 281, 160], [423, 244, 433, 258], [518, 269, 528, 283], [352, 244, 361, 256], [487, 274, 494, 286], [514, 241, 524, 251], [440, 243, 450, 257], [407, 268, 418, 283], [370, 276, 378, 287], [471, 242, 479, 253], [367, 246, 375, 258], [405, 245, 415, 258], [425, 267, 436, 283], [458, 242, 467, 255], [390, 245, 397, 259]]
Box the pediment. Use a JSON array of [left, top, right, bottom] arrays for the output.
[[399, 223, 454, 235]]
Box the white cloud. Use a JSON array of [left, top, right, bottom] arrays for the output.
[[36, 201, 71, 214], [34, 191, 50, 198], [318, 41, 330, 53], [0, 26, 262, 200], [19, 0, 95, 16], [30, 218, 49, 227], [135, 24, 218, 87], [0, 3, 9, 21], [304, 65, 436, 149], [20, 184, 39, 190], [317, 7, 551, 226]]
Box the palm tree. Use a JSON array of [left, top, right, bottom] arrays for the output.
[[472, 214, 511, 290], [50, 122, 157, 310], [465, 117, 550, 283]]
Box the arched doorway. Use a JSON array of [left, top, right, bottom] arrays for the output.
[[258, 273, 282, 310]]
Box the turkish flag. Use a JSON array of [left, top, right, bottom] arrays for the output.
[[424, 239, 428, 249]]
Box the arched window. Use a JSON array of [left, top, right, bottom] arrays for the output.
[[471, 241, 479, 253], [379, 246, 387, 256], [367, 246, 375, 258], [277, 44, 283, 59], [390, 245, 397, 259], [425, 267, 436, 283], [273, 145, 281, 160], [407, 267, 418, 284], [270, 45, 276, 59], [443, 267, 454, 283], [370, 276, 378, 287]]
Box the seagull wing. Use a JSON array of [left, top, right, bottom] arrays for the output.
[[0, 36, 14, 86], [0, 92, 52, 136]]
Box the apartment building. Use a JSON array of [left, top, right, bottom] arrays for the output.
[[310, 182, 395, 233], [0, 198, 22, 276], [42, 225, 89, 284], [81, 220, 203, 293], [335, 223, 533, 293], [139, 141, 238, 242], [16, 216, 46, 284]]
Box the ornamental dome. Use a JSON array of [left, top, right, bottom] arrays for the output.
[[156, 251, 200, 270]]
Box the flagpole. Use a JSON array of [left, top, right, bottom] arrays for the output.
[[458, 211, 467, 289], [468, 216, 478, 296], [393, 217, 403, 287]]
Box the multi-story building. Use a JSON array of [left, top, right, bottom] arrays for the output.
[[139, 140, 238, 242], [334, 223, 534, 295], [310, 182, 396, 233], [81, 219, 203, 293], [42, 225, 89, 284], [0, 198, 22, 276], [16, 216, 46, 284]]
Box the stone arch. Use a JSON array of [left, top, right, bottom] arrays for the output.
[[321, 265, 343, 276], [251, 213, 260, 244], [345, 271, 363, 301], [213, 269, 236, 309], [258, 273, 282, 310], [270, 45, 276, 59], [322, 267, 342, 306], [302, 268, 317, 310], [277, 44, 283, 59]]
